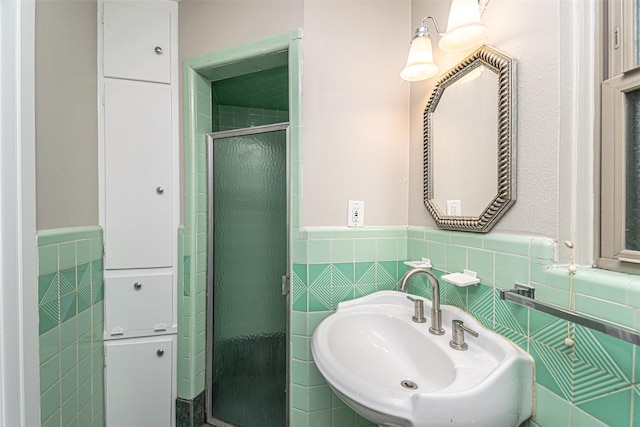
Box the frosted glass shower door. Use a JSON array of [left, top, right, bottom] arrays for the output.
[[207, 125, 288, 427]]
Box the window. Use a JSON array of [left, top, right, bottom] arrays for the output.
[[599, 0, 640, 272]]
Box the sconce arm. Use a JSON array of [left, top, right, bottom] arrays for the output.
[[418, 16, 444, 36]]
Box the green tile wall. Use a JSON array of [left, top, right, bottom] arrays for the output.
[[289, 226, 640, 427], [38, 227, 105, 427], [407, 227, 639, 427], [290, 227, 408, 427], [216, 105, 288, 131]]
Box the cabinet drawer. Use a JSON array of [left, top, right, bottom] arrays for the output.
[[105, 273, 173, 338], [105, 336, 174, 427]]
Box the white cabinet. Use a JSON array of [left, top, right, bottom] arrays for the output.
[[103, 2, 172, 84], [103, 80, 173, 270], [105, 336, 175, 427], [104, 272, 174, 339], [99, 2, 178, 426]]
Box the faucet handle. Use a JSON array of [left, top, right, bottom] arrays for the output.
[[449, 320, 478, 351], [406, 296, 427, 323]]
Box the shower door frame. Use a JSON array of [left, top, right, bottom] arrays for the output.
[[205, 122, 291, 427]]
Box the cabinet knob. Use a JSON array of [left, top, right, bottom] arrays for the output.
[[133, 282, 142, 290], [156, 186, 164, 194], [157, 349, 164, 357], [154, 46, 163, 55]]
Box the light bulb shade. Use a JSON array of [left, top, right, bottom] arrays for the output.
[[438, 0, 488, 52], [400, 35, 439, 81]]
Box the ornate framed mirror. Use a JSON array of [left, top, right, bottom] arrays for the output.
[[424, 45, 516, 232]]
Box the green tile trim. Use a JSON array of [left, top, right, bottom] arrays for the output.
[[529, 237, 556, 262], [449, 231, 483, 248], [304, 226, 407, 240], [555, 267, 631, 306], [424, 228, 451, 243], [38, 226, 103, 246], [189, 30, 297, 73], [483, 233, 530, 256]]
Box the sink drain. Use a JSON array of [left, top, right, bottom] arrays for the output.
[[400, 380, 418, 390]]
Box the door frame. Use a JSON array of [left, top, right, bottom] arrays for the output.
[[0, 1, 40, 425]]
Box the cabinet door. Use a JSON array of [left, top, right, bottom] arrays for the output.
[[104, 80, 173, 269], [104, 272, 173, 338], [105, 336, 173, 427], [103, 2, 172, 84]]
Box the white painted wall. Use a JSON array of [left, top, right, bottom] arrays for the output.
[[35, 0, 98, 231], [301, 0, 411, 226], [408, 0, 563, 239], [179, 0, 411, 227]]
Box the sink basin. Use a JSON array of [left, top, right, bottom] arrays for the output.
[[311, 291, 534, 427]]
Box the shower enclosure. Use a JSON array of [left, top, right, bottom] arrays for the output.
[[206, 123, 289, 426]]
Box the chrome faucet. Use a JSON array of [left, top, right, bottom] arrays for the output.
[[449, 320, 478, 351], [400, 267, 444, 335]]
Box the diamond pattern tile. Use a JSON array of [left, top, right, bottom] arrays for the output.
[[440, 281, 465, 308], [77, 285, 92, 314], [77, 263, 90, 290], [530, 317, 573, 354], [573, 359, 629, 402], [59, 293, 76, 323], [530, 340, 573, 400], [39, 300, 59, 335], [331, 264, 353, 287], [355, 262, 375, 285], [574, 326, 631, 382], [309, 265, 331, 288], [39, 272, 58, 305], [309, 287, 331, 311], [468, 284, 494, 325], [377, 262, 397, 285], [332, 286, 353, 307], [183, 255, 191, 297]]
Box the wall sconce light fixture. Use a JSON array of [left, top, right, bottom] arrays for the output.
[[400, 0, 489, 81]]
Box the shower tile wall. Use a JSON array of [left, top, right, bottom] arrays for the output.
[[178, 67, 210, 400], [37, 227, 105, 427], [291, 227, 640, 427], [215, 105, 288, 132]]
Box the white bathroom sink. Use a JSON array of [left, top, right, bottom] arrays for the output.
[[311, 291, 534, 427]]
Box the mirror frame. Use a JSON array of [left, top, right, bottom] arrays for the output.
[[423, 45, 517, 232]]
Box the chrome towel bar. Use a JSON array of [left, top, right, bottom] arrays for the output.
[[500, 284, 640, 346]]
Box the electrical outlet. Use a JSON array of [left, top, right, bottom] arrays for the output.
[[446, 200, 461, 216], [347, 200, 364, 227]]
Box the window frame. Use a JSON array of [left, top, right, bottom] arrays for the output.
[[597, 0, 640, 273]]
